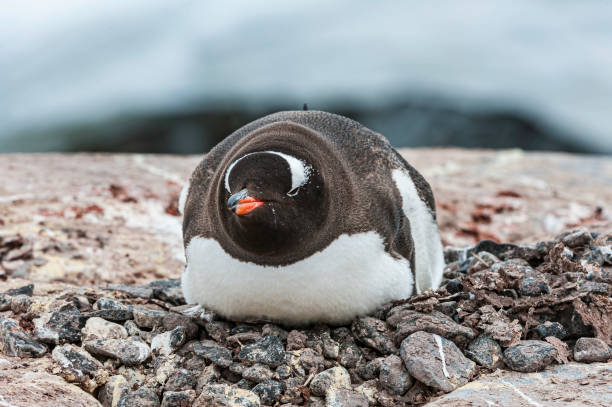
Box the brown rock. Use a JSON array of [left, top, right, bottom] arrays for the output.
[[400, 331, 476, 393], [573, 337, 611, 363], [0, 369, 100, 407], [388, 309, 475, 345]]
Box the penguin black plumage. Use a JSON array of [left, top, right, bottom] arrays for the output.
[[180, 111, 444, 324]]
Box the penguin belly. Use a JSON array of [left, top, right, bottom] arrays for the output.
[[181, 231, 414, 325]]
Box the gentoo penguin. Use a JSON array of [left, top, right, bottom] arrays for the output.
[[180, 111, 444, 325]]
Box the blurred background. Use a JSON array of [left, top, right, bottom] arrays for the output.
[[2, 0, 611, 154]]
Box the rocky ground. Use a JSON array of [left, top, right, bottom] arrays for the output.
[[0, 150, 611, 406]]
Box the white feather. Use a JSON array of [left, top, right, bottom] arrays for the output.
[[391, 168, 444, 292], [178, 180, 190, 215], [182, 232, 413, 324]]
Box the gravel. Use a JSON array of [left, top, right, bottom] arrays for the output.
[[1, 229, 610, 406]]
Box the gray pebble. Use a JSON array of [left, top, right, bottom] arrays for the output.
[[325, 388, 369, 407], [164, 368, 198, 392], [242, 363, 276, 383], [351, 317, 396, 354], [465, 334, 504, 369], [238, 335, 286, 367], [379, 354, 413, 396], [133, 308, 169, 329], [118, 387, 160, 407], [98, 375, 129, 407], [92, 297, 133, 321], [160, 390, 195, 407], [84, 338, 151, 365], [310, 366, 351, 397], [193, 339, 233, 367], [503, 340, 558, 372], [0, 317, 47, 357], [195, 384, 260, 407], [151, 327, 187, 356], [533, 321, 567, 340], [252, 380, 283, 405]]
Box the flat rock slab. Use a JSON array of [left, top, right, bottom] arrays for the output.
[[428, 362, 612, 407], [1, 150, 610, 286], [0, 368, 101, 407]]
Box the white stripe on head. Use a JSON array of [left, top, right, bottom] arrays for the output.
[[224, 151, 311, 195]]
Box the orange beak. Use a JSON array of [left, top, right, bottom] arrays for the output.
[[228, 189, 265, 215]]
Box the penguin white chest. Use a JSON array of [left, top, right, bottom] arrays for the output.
[[181, 231, 413, 324]]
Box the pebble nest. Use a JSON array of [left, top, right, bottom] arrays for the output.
[[0, 228, 610, 407]]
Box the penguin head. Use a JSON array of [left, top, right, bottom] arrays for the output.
[[220, 150, 327, 255]]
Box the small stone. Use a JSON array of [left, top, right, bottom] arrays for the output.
[[465, 334, 504, 369], [149, 279, 185, 305], [252, 380, 283, 405], [504, 340, 558, 372], [10, 294, 32, 314], [310, 366, 351, 397], [476, 305, 523, 347], [238, 335, 286, 367], [235, 378, 254, 390], [34, 305, 85, 344], [52, 344, 108, 392], [164, 368, 198, 392], [351, 317, 396, 354], [338, 341, 363, 368], [124, 320, 141, 336], [98, 375, 129, 407], [354, 380, 378, 406], [161, 390, 196, 407], [444, 279, 463, 294], [151, 327, 187, 356], [435, 301, 457, 317], [92, 298, 133, 321], [133, 308, 169, 329], [5, 284, 34, 296], [519, 277, 550, 297], [317, 335, 337, 361], [275, 365, 291, 379], [261, 324, 288, 341], [194, 384, 260, 407], [82, 317, 128, 341], [84, 338, 151, 365], [193, 340, 233, 367], [388, 309, 475, 345], [286, 330, 308, 350], [162, 313, 198, 340], [203, 320, 231, 342], [533, 321, 567, 340], [467, 251, 500, 273], [118, 387, 160, 407], [325, 389, 369, 407], [355, 357, 383, 380], [578, 281, 611, 295], [107, 284, 154, 299], [561, 229, 592, 248], [573, 337, 611, 363], [0, 317, 47, 357], [379, 354, 413, 396], [400, 331, 476, 393], [242, 363, 276, 383], [196, 364, 221, 390]]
